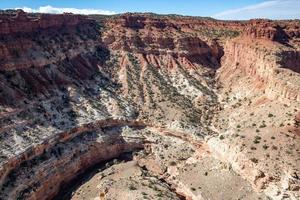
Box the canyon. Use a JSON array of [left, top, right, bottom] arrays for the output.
[[0, 10, 299, 200]]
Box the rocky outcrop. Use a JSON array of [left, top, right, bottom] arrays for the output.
[[0, 10, 92, 35], [0, 119, 147, 200], [103, 16, 226, 69], [277, 50, 300, 73], [243, 19, 300, 43], [218, 38, 300, 102], [0, 9, 99, 72], [0, 52, 106, 105], [244, 20, 287, 42], [207, 136, 300, 200]]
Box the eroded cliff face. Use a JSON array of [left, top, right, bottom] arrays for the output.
[[214, 23, 300, 200], [0, 10, 90, 34], [1, 124, 145, 200], [0, 11, 299, 200], [218, 38, 300, 102]]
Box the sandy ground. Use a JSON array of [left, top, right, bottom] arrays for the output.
[[61, 130, 267, 200]]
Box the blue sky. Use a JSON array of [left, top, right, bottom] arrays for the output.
[[0, 0, 299, 20]]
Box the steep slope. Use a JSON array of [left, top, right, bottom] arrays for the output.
[[214, 24, 300, 199], [0, 10, 299, 200]]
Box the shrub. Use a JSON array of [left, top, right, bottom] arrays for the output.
[[253, 136, 261, 144], [129, 185, 137, 190], [156, 192, 163, 197], [262, 144, 269, 150], [255, 136, 261, 140], [250, 158, 259, 163], [272, 145, 278, 150], [279, 123, 284, 127], [259, 124, 266, 128], [170, 161, 177, 166], [253, 140, 260, 144]]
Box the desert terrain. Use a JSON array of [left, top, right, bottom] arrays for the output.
[[0, 10, 299, 200]]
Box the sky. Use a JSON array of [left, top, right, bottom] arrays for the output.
[[0, 0, 299, 20]]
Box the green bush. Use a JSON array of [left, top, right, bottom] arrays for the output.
[[250, 158, 259, 163], [129, 185, 137, 190]]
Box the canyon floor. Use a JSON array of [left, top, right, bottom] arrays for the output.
[[0, 10, 299, 200], [63, 129, 268, 200]]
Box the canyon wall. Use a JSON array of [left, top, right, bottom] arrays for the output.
[[218, 38, 300, 102], [0, 10, 99, 71], [0, 11, 299, 200], [0, 11, 221, 199], [0, 10, 92, 35], [0, 121, 146, 200], [214, 20, 300, 200]]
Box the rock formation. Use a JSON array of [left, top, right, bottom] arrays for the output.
[[0, 10, 299, 200]]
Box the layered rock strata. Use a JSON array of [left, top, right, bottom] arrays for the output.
[[0, 11, 299, 200]]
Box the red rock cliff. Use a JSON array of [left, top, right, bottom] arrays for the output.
[[0, 10, 92, 34]]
